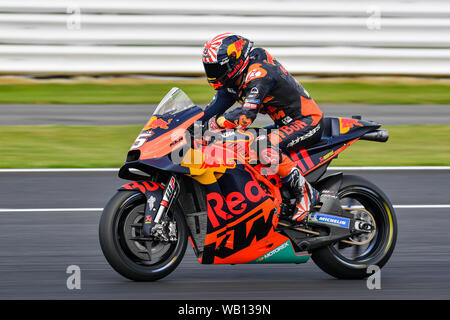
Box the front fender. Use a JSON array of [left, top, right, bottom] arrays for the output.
[[119, 181, 165, 237]]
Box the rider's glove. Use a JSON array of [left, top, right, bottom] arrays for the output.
[[208, 117, 222, 130], [216, 116, 237, 129]]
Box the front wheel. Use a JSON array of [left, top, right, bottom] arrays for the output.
[[311, 175, 397, 279], [99, 191, 188, 281]]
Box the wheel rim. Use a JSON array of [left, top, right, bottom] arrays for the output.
[[113, 193, 180, 270], [329, 186, 394, 267]]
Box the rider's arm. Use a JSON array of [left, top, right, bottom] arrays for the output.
[[200, 89, 236, 123], [217, 69, 274, 129]]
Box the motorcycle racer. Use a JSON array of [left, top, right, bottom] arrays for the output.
[[200, 33, 324, 223]]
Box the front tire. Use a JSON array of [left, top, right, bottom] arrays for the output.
[[99, 190, 188, 281], [311, 175, 397, 279]]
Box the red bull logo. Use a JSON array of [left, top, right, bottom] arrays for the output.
[[339, 118, 363, 134], [227, 39, 246, 59], [143, 116, 173, 130]]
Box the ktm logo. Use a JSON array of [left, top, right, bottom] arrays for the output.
[[269, 110, 286, 120]]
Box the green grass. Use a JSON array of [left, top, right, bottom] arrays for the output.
[[332, 125, 450, 166], [0, 125, 140, 168], [0, 81, 449, 104], [0, 125, 449, 168]]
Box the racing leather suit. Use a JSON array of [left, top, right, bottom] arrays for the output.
[[202, 47, 324, 157], [201, 48, 324, 222]]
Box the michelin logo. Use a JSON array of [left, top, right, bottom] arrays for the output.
[[309, 213, 350, 228]]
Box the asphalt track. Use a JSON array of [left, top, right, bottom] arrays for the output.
[[1, 104, 449, 126], [0, 169, 449, 299]]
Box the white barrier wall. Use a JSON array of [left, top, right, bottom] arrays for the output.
[[0, 0, 449, 76]]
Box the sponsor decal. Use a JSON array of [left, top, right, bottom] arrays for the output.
[[257, 241, 289, 262], [243, 102, 257, 109], [170, 136, 184, 147], [207, 179, 266, 228], [309, 213, 350, 228], [143, 116, 173, 130], [286, 124, 321, 148], [227, 58, 245, 78], [147, 196, 156, 212], [120, 180, 162, 194], [219, 57, 229, 65], [245, 98, 260, 104], [220, 130, 236, 138], [227, 39, 246, 59], [339, 118, 363, 134], [245, 64, 267, 83], [281, 116, 293, 125], [249, 240, 311, 264], [319, 150, 335, 162], [269, 110, 286, 121], [279, 120, 308, 136], [144, 215, 153, 224], [247, 87, 260, 99]]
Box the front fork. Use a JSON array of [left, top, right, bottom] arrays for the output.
[[148, 175, 180, 241]]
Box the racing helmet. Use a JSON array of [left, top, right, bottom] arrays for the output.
[[202, 33, 253, 90]]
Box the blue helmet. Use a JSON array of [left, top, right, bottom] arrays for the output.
[[202, 33, 253, 90]]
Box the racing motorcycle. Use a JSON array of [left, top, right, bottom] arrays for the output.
[[99, 88, 397, 281]]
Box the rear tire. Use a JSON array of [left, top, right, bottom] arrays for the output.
[[99, 190, 188, 281], [311, 175, 397, 279]]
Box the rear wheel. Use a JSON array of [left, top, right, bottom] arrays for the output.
[[99, 191, 188, 281], [311, 175, 397, 279]]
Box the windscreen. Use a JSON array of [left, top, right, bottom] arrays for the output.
[[153, 87, 196, 116]]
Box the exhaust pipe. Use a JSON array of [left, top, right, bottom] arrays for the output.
[[360, 129, 389, 142]]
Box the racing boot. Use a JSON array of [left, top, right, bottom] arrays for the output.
[[282, 167, 320, 223]]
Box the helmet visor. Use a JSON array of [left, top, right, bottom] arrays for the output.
[[204, 62, 232, 83]]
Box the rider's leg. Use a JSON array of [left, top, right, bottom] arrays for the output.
[[277, 154, 320, 222], [272, 117, 324, 222], [256, 120, 323, 223]]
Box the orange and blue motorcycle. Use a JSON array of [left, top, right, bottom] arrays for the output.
[[99, 88, 397, 281]]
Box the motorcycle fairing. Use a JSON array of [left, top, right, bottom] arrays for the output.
[[248, 240, 311, 264], [196, 164, 307, 264], [139, 106, 203, 145], [290, 117, 381, 176], [205, 165, 271, 231], [119, 108, 204, 180], [180, 128, 258, 185]]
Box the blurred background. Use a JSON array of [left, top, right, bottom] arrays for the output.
[[0, 0, 449, 168], [0, 0, 449, 300], [1, 0, 450, 76]]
